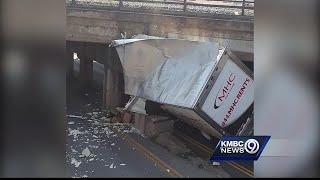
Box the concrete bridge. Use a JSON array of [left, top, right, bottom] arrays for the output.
[[66, 0, 254, 107]]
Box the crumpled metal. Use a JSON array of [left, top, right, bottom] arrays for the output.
[[112, 37, 220, 108]]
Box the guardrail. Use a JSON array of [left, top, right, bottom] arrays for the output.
[[67, 0, 254, 19]]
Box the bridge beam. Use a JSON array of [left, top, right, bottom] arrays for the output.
[[66, 8, 253, 47]]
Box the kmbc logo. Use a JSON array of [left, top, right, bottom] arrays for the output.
[[219, 138, 260, 154], [211, 136, 270, 161]]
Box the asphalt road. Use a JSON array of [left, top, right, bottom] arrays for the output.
[[66, 116, 169, 177], [66, 76, 249, 178], [66, 113, 231, 177], [66, 76, 168, 177], [66, 94, 229, 177]]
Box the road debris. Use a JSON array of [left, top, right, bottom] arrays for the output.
[[68, 128, 84, 139], [67, 115, 83, 119], [81, 147, 91, 157], [212, 161, 221, 166], [109, 163, 115, 169], [71, 158, 81, 168]]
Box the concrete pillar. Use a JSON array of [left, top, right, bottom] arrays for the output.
[[78, 43, 93, 89], [104, 47, 123, 109], [105, 67, 115, 107], [66, 42, 74, 108], [66, 49, 74, 79], [104, 47, 112, 108], [134, 113, 147, 134]]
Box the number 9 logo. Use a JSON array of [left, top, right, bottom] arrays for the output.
[[244, 139, 260, 154]]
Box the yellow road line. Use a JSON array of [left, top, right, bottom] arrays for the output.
[[227, 161, 253, 177], [122, 134, 184, 178], [175, 131, 253, 177], [225, 162, 253, 177], [179, 132, 254, 176]]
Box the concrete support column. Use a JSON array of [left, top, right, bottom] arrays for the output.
[[66, 42, 74, 108], [105, 67, 115, 107], [104, 47, 123, 109], [66, 47, 74, 79], [104, 47, 115, 108], [78, 43, 93, 90]]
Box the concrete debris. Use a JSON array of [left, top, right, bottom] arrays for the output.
[[100, 116, 110, 121], [71, 148, 78, 153], [67, 115, 83, 119], [68, 128, 84, 138], [71, 158, 81, 168], [93, 129, 99, 134], [92, 135, 98, 138], [103, 127, 114, 137], [212, 161, 221, 166], [109, 163, 115, 169], [89, 145, 99, 149], [82, 147, 91, 157]]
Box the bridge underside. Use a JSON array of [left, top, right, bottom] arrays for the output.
[[67, 8, 253, 50]]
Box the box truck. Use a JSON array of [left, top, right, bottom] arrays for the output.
[[112, 35, 253, 138]]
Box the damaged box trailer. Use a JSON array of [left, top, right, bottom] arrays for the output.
[[112, 37, 253, 138]]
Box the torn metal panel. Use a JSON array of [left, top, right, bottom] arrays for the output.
[[114, 38, 220, 108]]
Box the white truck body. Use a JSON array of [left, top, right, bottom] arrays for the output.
[[113, 36, 253, 137]]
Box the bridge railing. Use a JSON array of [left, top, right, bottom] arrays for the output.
[[67, 0, 254, 19]]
